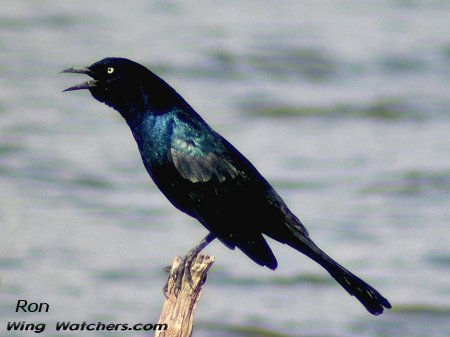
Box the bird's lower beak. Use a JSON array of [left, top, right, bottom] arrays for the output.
[[61, 67, 98, 92]]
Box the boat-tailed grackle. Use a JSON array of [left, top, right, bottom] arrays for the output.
[[63, 57, 391, 315]]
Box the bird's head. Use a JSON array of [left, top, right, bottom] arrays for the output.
[[62, 57, 170, 118]]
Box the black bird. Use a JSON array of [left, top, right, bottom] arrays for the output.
[[62, 57, 391, 315]]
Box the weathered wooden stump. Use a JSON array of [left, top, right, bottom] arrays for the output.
[[155, 255, 215, 337]]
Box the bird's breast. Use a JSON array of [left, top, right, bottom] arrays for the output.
[[131, 114, 174, 165]]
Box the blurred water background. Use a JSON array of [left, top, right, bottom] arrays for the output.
[[1, 1, 450, 336]]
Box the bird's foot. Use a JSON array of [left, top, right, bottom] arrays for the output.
[[163, 252, 197, 297], [162, 233, 216, 297]]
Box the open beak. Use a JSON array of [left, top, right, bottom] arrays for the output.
[[61, 67, 98, 92]]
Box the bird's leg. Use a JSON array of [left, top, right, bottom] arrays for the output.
[[164, 232, 216, 296], [182, 232, 216, 286]]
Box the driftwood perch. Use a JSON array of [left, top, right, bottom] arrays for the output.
[[155, 254, 215, 337]]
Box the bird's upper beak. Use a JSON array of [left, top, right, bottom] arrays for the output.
[[61, 67, 98, 92]]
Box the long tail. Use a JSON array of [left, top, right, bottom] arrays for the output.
[[289, 237, 391, 315]]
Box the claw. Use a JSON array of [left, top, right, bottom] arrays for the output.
[[162, 233, 216, 297], [162, 253, 198, 297], [174, 258, 186, 293], [183, 255, 195, 290], [162, 265, 172, 297]]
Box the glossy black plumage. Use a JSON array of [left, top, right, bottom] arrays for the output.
[[63, 57, 391, 315]]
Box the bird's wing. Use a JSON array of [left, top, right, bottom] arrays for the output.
[[169, 137, 240, 183], [168, 131, 280, 269], [168, 113, 243, 184]]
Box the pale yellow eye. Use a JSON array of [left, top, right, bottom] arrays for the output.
[[107, 67, 115, 74]]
